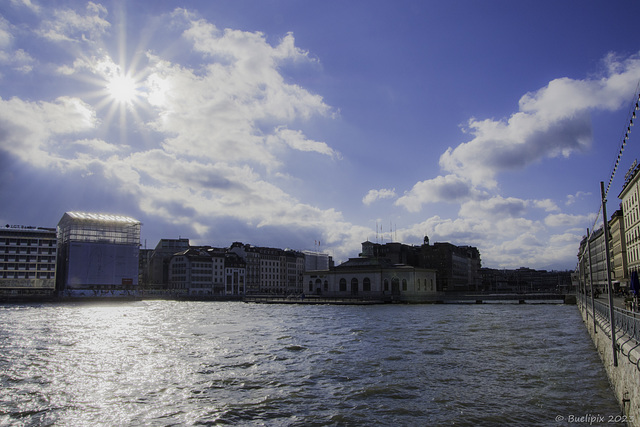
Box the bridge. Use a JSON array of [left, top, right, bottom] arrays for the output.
[[244, 292, 575, 305]]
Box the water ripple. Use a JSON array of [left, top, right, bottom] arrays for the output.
[[0, 301, 621, 426]]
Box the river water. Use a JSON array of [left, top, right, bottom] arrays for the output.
[[0, 301, 622, 426]]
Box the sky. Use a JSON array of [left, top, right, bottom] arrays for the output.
[[2, 0, 640, 270]]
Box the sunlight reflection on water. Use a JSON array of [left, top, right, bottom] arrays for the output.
[[0, 301, 622, 426]]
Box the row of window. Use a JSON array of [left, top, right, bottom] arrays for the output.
[[2, 239, 56, 246], [1, 272, 54, 279], [309, 277, 436, 292]]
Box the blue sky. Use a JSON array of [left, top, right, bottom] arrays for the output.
[[2, 0, 640, 270]]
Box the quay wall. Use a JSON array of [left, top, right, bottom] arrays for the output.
[[580, 305, 640, 426]]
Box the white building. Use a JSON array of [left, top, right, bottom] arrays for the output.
[[0, 225, 57, 298], [619, 163, 640, 281], [304, 256, 438, 301]]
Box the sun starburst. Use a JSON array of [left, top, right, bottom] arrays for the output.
[[106, 72, 138, 105]]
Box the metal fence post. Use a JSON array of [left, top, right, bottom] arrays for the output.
[[587, 228, 597, 334], [601, 181, 618, 367]]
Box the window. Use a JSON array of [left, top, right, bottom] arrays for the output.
[[363, 277, 371, 291], [339, 278, 347, 292]]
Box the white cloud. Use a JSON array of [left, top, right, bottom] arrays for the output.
[[267, 126, 340, 158], [0, 18, 34, 74], [395, 174, 483, 212], [38, 2, 110, 43], [10, 0, 40, 13], [458, 196, 527, 220], [439, 54, 640, 189], [544, 213, 591, 228], [532, 199, 560, 212], [566, 190, 591, 206], [362, 188, 397, 205], [0, 96, 97, 167]]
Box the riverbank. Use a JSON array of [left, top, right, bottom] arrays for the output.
[[579, 299, 640, 426]]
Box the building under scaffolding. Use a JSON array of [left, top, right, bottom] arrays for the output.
[[56, 212, 141, 297]]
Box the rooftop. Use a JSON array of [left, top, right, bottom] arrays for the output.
[[64, 212, 140, 224]]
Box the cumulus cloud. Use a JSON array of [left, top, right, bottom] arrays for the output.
[[566, 190, 591, 206], [395, 174, 483, 212], [10, 0, 40, 13], [438, 54, 640, 189], [458, 196, 527, 220], [532, 199, 560, 212], [363, 188, 397, 205], [0, 18, 34, 74], [38, 2, 110, 43], [143, 21, 333, 170], [267, 126, 340, 159], [544, 213, 591, 228], [0, 7, 350, 256], [0, 96, 97, 167]]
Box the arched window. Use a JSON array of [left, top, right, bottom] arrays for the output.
[[339, 278, 347, 292], [351, 278, 358, 295], [363, 277, 371, 291]]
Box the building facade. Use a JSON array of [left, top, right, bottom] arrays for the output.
[[56, 212, 141, 297], [609, 209, 628, 289], [229, 242, 304, 294], [619, 163, 640, 284], [302, 251, 333, 271], [147, 238, 190, 289], [577, 227, 609, 293], [304, 252, 438, 302], [0, 225, 57, 298], [357, 237, 481, 292], [168, 248, 225, 296]]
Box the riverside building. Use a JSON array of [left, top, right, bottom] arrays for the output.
[[304, 240, 438, 301], [619, 162, 640, 285], [56, 212, 141, 297], [0, 225, 57, 299], [229, 242, 304, 294]]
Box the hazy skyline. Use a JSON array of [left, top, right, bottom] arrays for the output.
[[2, 0, 640, 269]]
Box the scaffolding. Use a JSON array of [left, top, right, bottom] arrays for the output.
[[57, 212, 140, 246]]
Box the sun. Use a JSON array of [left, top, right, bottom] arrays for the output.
[[106, 73, 138, 105]]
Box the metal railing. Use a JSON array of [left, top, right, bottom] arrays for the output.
[[580, 295, 640, 371]]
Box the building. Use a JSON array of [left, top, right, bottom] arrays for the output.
[[356, 237, 482, 292], [421, 241, 482, 292], [577, 227, 608, 294], [56, 212, 140, 297], [481, 267, 572, 293], [619, 163, 640, 285], [0, 225, 57, 299], [168, 247, 226, 296], [304, 242, 438, 301], [224, 252, 246, 296], [146, 238, 190, 289], [229, 242, 304, 294], [609, 209, 628, 290], [302, 251, 333, 271]]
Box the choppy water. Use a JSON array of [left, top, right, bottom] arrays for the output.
[[0, 301, 622, 426]]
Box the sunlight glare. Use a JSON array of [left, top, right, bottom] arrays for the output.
[[107, 73, 138, 105]]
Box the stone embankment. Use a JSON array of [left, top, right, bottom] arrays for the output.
[[580, 299, 640, 426]]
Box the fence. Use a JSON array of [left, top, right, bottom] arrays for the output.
[[580, 294, 640, 371]]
